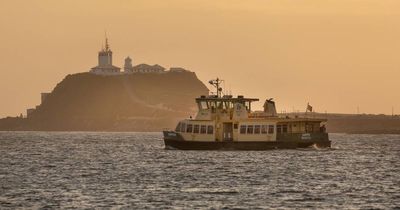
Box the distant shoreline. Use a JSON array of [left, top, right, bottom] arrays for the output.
[[1, 113, 400, 134], [281, 112, 400, 135]]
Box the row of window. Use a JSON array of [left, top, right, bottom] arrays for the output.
[[277, 125, 288, 133], [239, 125, 275, 134], [176, 123, 278, 135], [176, 123, 214, 134]]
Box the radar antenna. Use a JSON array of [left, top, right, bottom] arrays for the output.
[[104, 30, 110, 51], [208, 78, 224, 98]]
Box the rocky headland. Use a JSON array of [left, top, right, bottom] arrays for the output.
[[0, 71, 208, 131]]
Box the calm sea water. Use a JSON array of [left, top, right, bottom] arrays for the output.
[[0, 132, 399, 209]]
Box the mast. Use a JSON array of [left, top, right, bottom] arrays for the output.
[[105, 32, 110, 51], [208, 78, 224, 98]]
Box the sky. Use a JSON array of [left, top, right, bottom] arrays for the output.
[[0, 0, 399, 117]]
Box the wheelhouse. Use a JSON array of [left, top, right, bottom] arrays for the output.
[[196, 95, 259, 113]]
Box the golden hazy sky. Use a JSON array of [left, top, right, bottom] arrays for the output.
[[1, 0, 399, 117]]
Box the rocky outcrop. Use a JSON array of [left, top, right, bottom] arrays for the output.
[[0, 71, 208, 131]]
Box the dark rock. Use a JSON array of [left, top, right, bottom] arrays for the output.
[[0, 72, 208, 131]]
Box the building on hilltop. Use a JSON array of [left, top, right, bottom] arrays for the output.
[[89, 37, 187, 75], [169, 67, 190, 73], [132, 63, 166, 73], [90, 37, 121, 75], [124, 56, 134, 73]]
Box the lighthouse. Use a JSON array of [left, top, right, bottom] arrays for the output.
[[90, 37, 121, 75]]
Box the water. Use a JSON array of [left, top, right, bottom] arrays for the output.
[[0, 132, 399, 209]]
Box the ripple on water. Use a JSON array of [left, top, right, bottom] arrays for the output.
[[0, 132, 399, 209]]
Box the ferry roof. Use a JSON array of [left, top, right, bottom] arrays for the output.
[[196, 95, 259, 102], [248, 116, 327, 122], [277, 118, 328, 123]]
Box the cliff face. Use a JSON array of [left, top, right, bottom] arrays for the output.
[[1, 72, 208, 131]]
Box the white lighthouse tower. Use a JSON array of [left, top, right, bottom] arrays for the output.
[[90, 37, 121, 75]]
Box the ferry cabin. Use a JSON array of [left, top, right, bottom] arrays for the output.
[[174, 95, 327, 142]]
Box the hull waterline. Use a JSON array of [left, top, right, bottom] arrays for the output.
[[163, 131, 331, 150]]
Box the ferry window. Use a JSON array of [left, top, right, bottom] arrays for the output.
[[175, 122, 181, 132], [254, 125, 261, 134], [282, 125, 288, 133], [193, 125, 200, 133], [240, 125, 246, 134], [247, 125, 254, 134], [245, 102, 250, 111], [200, 101, 208, 109], [277, 125, 282, 133], [207, 125, 214, 134], [234, 123, 238, 129], [223, 102, 229, 109], [200, 125, 207, 134], [210, 102, 216, 113], [261, 125, 267, 134], [268, 125, 274, 134], [217, 101, 223, 109], [186, 124, 193, 133], [181, 123, 186, 133]]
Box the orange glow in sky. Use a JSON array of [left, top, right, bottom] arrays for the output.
[[0, 0, 399, 117]]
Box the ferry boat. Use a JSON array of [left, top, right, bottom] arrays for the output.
[[163, 78, 330, 150]]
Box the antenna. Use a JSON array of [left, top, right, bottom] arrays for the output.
[[104, 30, 109, 51], [223, 81, 227, 95], [208, 78, 224, 98]]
